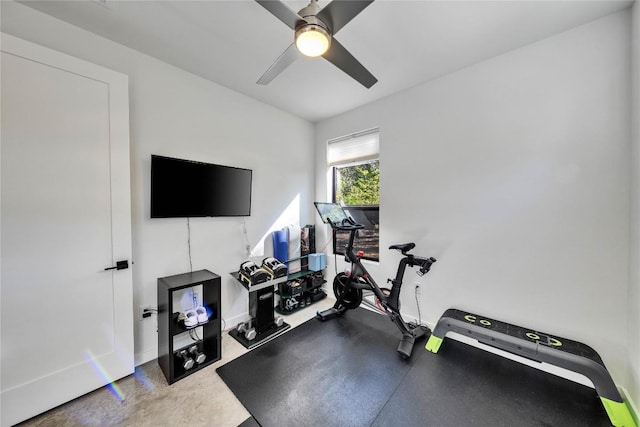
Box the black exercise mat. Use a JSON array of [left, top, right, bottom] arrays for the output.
[[217, 308, 419, 427], [238, 417, 260, 427], [217, 308, 611, 427], [373, 339, 610, 427]]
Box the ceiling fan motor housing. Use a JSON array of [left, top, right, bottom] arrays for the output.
[[297, 0, 322, 22], [295, 22, 331, 47], [294, 3, 332, 58]]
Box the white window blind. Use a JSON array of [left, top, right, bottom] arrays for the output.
[[327, 128, 379, 166]]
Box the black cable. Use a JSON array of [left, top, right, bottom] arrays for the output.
[[415, 286, 422, 326], [332, 228, 339, 276], [189, 328, 201, 342], [187, 217, 193, 272]]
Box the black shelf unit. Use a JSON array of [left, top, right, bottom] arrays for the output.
[[275, 269, 327, 315], [158, 269, 221, 384]]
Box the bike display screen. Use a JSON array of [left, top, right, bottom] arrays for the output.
[[314, 202, 349, 225]]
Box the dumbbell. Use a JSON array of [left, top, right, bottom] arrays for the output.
[[237, 321, 247, 334], [245, 327, 257, 341], [189, 345, 206, 364], [178, 349, 195, 370]]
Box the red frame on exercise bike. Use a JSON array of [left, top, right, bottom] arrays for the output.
[[340, 222, 434, 313], [340, 224, 396, 311]]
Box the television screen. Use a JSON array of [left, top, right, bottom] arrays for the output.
[[151, 155, 252, 218]]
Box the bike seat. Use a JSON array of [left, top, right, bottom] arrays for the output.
[[389, 243, 415, 254]]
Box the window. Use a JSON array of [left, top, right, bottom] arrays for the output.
[[328, 129, 379, 261]]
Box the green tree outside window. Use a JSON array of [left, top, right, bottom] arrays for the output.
[[333, 161, 380, 261], [335, 162, 379, 205]]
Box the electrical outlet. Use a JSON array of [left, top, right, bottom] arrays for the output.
[[414, 283, 422, 295], [139, 305, 153, 320]]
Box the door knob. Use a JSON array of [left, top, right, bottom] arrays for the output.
[[104, 260, 129, 271]]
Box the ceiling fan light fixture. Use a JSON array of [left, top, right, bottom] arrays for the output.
[[295, 24, 331, 57]]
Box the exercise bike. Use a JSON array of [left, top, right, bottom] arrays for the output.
[[314, 202, 437, 359]]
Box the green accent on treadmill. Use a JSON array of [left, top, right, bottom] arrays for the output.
[[526, 332, 540, 340], [600, 397, 637, 427], [464, 314, 476, 323], [549, 337, 562, 347], [425, 336, 443, 353]]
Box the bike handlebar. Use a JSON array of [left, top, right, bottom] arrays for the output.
[[417, 257, 437, 276], [335, 223, 364, 231], [328, 217, 364, 232]]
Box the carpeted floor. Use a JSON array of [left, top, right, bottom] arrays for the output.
[[217, 307, 611, 427]]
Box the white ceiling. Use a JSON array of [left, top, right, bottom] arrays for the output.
[[19, 0, 633, 123]]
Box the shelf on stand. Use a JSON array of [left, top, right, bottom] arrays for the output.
[[275, 288, 327, 315], [287, 269, 319, 280], [275, 268, 327, 315]]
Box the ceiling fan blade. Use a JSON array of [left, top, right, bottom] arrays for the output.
[[316, 0, 374, 34], [257, 43, 301, 85], [255, 0, 303, 30], [323, 38, 377, 88]]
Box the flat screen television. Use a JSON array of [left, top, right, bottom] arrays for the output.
[[151, 155, 252, 218]]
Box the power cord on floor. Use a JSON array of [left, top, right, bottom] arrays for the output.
[[415, 286, 422, 326]]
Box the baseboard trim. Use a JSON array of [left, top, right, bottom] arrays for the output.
[[223, 313, 249, 331], [134, 347, 158, 367]]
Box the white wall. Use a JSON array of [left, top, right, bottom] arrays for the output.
[[629, 0, 640, 411], [1, 1, 316, 365], [316, 10, 633, 395]]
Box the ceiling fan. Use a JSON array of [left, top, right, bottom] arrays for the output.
[[255, 0, 377, 88]]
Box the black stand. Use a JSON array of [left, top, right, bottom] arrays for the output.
[[229, 272, 291, 349], [228, 322, 290, 350]]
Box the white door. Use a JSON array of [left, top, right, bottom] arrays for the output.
[[1, 34, 134, 426]]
